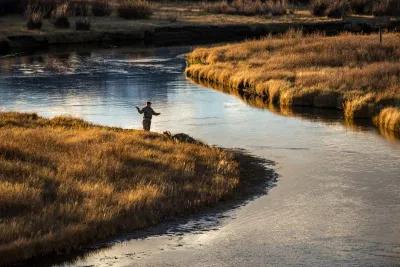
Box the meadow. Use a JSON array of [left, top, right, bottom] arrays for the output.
[[186, 32, 400, 133], [0, 112, 247, 264]]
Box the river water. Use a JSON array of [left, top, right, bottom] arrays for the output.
[[0, 46, 399, 267]]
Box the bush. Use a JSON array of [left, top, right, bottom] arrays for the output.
[[326, 0, 351, 18], [204, 0, 287, 16], [92, 0, 112, 16], [117, 0, 152, 19], [75, 17, 90, 30], [373, 0, 400, 17], [310, 0, 329, 16], [52, 3, 70, 28], [349, 0, 373, 15]]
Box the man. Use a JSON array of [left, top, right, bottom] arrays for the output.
[[136, 101, 161, 131]]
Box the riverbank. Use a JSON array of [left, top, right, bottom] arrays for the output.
[[0, 112, 271, 265], [185, 32, 400, 135], [1, 2, 400, 55]]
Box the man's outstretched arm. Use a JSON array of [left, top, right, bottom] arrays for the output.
[[136, 106, 143, 114], [152, 109, 161, 116]]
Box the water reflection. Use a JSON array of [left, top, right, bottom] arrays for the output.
[[193, 79, 400, 140]]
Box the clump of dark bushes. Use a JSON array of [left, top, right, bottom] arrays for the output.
[[326, 0, 351, 18], [117, 0, 152, 19], [92, 0, 112, 16]]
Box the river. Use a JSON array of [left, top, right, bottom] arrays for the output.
[[0, 46, 399, 267]]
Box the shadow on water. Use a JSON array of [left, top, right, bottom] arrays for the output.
[[11, 151, 278, 267], [191, 79, 400, 142]]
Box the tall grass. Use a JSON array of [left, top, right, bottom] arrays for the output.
[[186, 32, 400, 133], [117, 0, 152, 19], [310, 0, 400, 17], [203, 0, 287, 16], [0, 112, 242, 265]]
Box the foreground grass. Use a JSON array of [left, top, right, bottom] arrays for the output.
[[186, 32, 400, 134], [0, 112, 243, 265]]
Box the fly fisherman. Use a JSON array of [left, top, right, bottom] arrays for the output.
[[136, 101, 161, 131]]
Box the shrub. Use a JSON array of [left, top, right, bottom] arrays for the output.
[[326, 0, 351, 18], [75, 17, 90, 30], [25, 4, 43, 30], [310, 0, 329, 16], [349, 0, 373, 15], [373, 0, 400, 17], [52, 3, 70, 28], [92, 0, 112, 16], [203, 0, 287, 16], [117, 0, 152, 19]]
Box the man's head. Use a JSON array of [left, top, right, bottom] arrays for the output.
[[147, 101, 152, 107]]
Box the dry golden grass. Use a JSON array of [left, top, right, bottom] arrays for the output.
[[0, 112, 241, 265], [186, 32, 400, 133]]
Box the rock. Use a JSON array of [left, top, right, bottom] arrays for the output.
[[163, 131, 203, 145]]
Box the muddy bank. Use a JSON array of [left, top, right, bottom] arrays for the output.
[[1, 19, 400, 55]]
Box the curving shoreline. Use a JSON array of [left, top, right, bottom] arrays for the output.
[[185, 33, 400, 136]]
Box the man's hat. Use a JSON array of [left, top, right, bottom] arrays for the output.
[[147, 101, 152, 105]]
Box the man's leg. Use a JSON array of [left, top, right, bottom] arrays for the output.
[[143, 119, 151, 131]]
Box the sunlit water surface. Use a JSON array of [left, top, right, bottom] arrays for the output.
[[1, 46, 399, 267]]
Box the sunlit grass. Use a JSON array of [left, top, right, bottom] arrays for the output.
[[0, 112, 241, 264], [186, 32, 400, 133]]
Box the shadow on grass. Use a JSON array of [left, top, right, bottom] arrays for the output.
[[11, 150, 277, 267]]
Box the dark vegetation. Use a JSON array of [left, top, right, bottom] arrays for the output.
[[75, 16, 90, 30], [203, 0, 399, 17], [309, 0, 400, 17], [0, 0, 153, 31]]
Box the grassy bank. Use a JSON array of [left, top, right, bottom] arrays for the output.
[[185, 32, 400, 134], [0, 112, 262, 265]]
